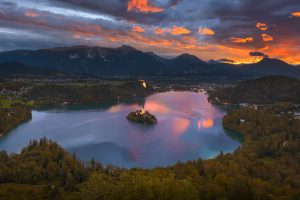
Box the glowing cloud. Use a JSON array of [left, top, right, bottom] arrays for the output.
[[291, 12, 300, 17], [256, 22, 268, 31], [258, 45, 270, 51], [217, 59, 235, 64], [132, 25, 145, 33], [154, 27, 164, 35], [24, 11, 40, 17], [167, 26, 191, 35], [1, 1, 300, 65], [127, 0, 163, 13], [230, 37, 254, 43], [262, 34, 273, 42], [198, 27, 215, 35]]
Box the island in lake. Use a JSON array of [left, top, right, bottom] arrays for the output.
[[127, 109, 158, 125]]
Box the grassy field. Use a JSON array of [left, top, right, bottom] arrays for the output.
[[0, 97, 23, 108]]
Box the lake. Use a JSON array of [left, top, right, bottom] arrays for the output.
[[0, 92, 241, 168]]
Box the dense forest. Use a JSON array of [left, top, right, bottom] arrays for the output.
[[1, 107, 300, 200], [208, 76, 300, 104], [0, 99, 32, 136], [0, 80, 154, 109]]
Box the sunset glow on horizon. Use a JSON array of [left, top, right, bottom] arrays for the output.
[[0, 0, 300, 65]]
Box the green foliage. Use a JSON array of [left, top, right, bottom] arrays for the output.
[[0, 102, 32, 136], [25, 81, 154, 109], [0, 138, 89, 188], [127, 110, 158, 125], [209, 76, 300, 104], [80, 171, 198, 200]]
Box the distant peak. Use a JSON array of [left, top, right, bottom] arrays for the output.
[[258, 57, 288, 65], [208, 59, 220, 64], [177, 53, 196, 58], [117, 45, 138, 51], [174, 53, 205, 64]]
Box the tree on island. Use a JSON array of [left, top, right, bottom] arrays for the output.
[[127, 109, 157, 125]]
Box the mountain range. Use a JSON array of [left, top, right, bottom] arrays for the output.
[[0, 45, 299, 78]]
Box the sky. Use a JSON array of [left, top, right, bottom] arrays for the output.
[[0, 0, 300, 64]]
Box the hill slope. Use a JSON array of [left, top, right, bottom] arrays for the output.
[[209, 76, 300, 104], [0, 62, 62, 77]]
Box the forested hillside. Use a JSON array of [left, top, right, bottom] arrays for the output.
[[209, 76, 300, 104], [0, 99, 31, 136]]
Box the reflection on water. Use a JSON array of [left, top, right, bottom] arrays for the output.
[[198, 119, 214, 129], [0, 92, 241, 168], [144, 101, 170, 114]]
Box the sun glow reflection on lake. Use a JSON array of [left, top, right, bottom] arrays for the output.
[[0, 92, 240, 168]]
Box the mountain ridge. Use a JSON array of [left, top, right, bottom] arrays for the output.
[[0, 45, 299, 78]]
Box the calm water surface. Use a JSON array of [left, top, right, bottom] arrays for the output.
[[0, 92, 240, 168]]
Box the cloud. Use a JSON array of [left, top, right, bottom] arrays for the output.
[[216, 58, 234, 63], [258, 45, 270, 51], [249, 51, 268, 57], [230, 37, 254, 43], [132, 25, 145, 33], [24, 11, 40, 17], [167, 0, 183, 7], [198, 27, 215, 35], [262, 34, 273, 42], [167, 25, 191, 35], [291, 12, 300, 17], [154, 27, 164, 35], [256, 22, 267, 31], [153, 26, 191, 36], [1, 0, 300, 65], [0, 1, 17, 7], [127, 0, 163, 13]]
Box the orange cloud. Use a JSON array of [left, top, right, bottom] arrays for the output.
[[127, 0, 163, 13], [291, 12, 300, 17], [182, 36, 197, 43], [256, 22, 268, 31], [132, 25, 145, 33], [154, 27, 164, 35], [258, 45, 270, 51], [230, 37, 254, 43], [24, 11, 40, 17], [5, 7, 300, 65], [262, 34, 273, 42], [167, 26, 191, 35], [198, 27, 215, 35]]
